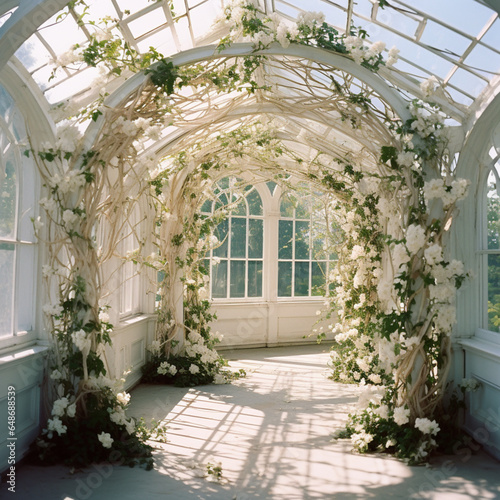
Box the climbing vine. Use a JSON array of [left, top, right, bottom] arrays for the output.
[[31, 0, 470, 467]]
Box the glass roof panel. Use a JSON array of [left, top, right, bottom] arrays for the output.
[[9, 0, 499, 122]]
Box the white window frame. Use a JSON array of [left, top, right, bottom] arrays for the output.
[[206, 178, 265, 301], [479, 152, 500, 333], [0, 89, 38, 351]]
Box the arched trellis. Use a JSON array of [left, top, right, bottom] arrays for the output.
[[26, 4, 471, 466]]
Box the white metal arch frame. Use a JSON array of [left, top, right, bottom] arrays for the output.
[[82, 42, 412, 153], [0, 0, 68, 72]]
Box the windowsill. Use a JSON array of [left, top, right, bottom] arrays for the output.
[[459, 329, 500, 362], [0, 343, 49, 366], [211, 297, 325, 305], [116, 313, 156, 328], [0, 331, 40, 356]]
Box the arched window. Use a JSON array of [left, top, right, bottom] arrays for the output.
[[203, 177, 264, 299], [0, 85, 37, 343], [277, 191, 333, 297], [484, 157, 500, 332]]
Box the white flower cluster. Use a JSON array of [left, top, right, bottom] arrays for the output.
[[420, 75, 439, 98], [423, 178, 469, 209], [157, 361, 178, 376], [42, 302, 63, 317], [71, 329, 91, 354], [408, 101, 445, 138], [351, 431, 374, 451], [414, 417, 440, 436], [109, 407, 135, 434], [46, 416, 67, 438], [460, 378, 481, 392], [148, 340, 162, 355], [98, 431, 114, 449], [52, 397, 76, 418], [344, 37, 388, 66]]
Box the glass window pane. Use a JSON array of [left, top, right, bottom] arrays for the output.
[[295, 221, 310, 260], [488, 254, 500, 332], [214, 193, 228, 212], [246, 189, 263, 216], [295, 198, 310, 219], [0, 158, 17, 239], [248, 219, 263, 258], [248, 260, 262, 297], [295, 261, 310, 296], [212, 260, 227, 298], [487, 172, 500, 250], [311, 261, 326, 297], [279, 220, 293, 259], [200, 199, 212, 213], [218, 177, 230, 190], [230, 260, 245, 298], [231, 195, 246, 216], [230, 218, 246, 258], [280, 193, 295, 217], [266, 181, 277, 195], [278, 261, 292, 297], [0, 243, 15, 336], [213, 219, 228, 258]]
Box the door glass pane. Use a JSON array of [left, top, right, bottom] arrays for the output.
[[279, 220, 293, 259], [0, 243, 14, 336], [311, 261, 326, 297], [213, 219, 228, 258], [212, 260, 227, 298], [488, 254, 500, 331], [278, 261, 292, 297], [248, 260, 262, 297], [295, 221, 310, 260], [230, 218, 246, 258], [248, 219, 263, 258], [230, 260, 245, 298], [294, 261, 309, 296]]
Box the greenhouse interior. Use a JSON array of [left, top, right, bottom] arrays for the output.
[[2, 0, 500, 498]]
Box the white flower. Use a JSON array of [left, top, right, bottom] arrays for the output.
[[169, 364, 178, 376], [42, 303, 64, 317], [56, 123, 82, 153], [47, 416, 67, 436], [368, 373, 382, 385], [386, 45, 400, 66], [50, 369, 63, 380], [71, 329, 91, 354], [148, 340, 161, 354], [415, 417, 440, 435], [460, 378, 481, 392], [406, 224, 426, 254], [66, 403, 76, 418], [420, 75, 439, 98], [393, 406, 410, 425], [424, 243, 443, 267], [117, 392, 130, 405], [189, 364, 200, 375], [97, 432, 114, 448], [62, 209, 79, 230], [52, 397, 69, 417]]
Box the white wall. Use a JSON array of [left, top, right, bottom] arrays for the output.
[[0, 346, 48, 472], [212, 300, 334, 349]]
